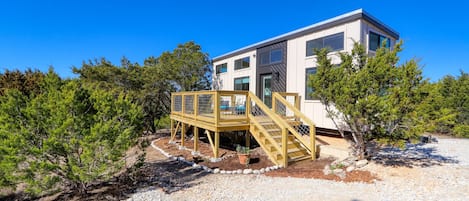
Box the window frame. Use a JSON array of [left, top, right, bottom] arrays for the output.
[[306, 32, 344, 57], [234, 76, 250, 91], [234, 57, 250, 70], [259, 48, 283, 66], [368, 31, 391, 52], [216, 63, 227, 74], [305, 67, 318, 100]]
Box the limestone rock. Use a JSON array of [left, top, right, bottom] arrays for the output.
[[243, 169, 253, 174], [346, 166, 355, 172], [356, 159, 368, 168], [213, 168, 220, 174]]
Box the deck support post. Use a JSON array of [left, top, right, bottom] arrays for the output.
[[310, 126, 316, 160], [214, 131, 220, 158], [181, 122, 185, 147], [281, 128, 288, 167], [194, 126, 199, 152], [245, 131, 250, 148]]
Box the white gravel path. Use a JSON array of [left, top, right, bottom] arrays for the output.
[[127, 138, 469, 201]]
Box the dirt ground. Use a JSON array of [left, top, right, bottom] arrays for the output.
[[153, 136, 377, 183]]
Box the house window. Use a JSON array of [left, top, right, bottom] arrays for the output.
[[259, 48, 283, 66], [369, 31, 391, 51], [306, 32, 344, 56], [216, 63, 227, 74], [234, 77, 249, 91], [305, 68, 318, 100], [234, 57, 250, 70]]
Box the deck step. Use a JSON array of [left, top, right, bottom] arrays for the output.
[[288, 155, 311, 163]]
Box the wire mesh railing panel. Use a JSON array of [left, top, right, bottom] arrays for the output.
[[173, 95, 182, 112], [184, 95, 194, 115], [219, 93, 248, 119], [197, 94, 214, 117]]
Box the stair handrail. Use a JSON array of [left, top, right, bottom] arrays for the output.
[[272, 92, 316, 160], [247, 92, 291, 166]]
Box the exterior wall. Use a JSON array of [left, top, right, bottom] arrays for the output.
[[361, 19, 398, 54], [211, 11, 399, 130], [286, 19, 362, 129], [212, 50, 257, 94], [256, 41, 288, 96]]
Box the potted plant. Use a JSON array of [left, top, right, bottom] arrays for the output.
[[236, 145, 250, 166]]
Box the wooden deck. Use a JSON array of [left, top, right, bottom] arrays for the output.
[[170, 90, 317, 167]]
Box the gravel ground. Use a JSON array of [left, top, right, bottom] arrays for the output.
[[127, 138, 469, 201]]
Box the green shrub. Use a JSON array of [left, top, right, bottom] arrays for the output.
[[453, 124, 469, 138]]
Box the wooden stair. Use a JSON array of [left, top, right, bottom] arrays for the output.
[[249, 116, 310, 166]]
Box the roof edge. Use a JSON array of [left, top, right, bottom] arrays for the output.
[[213, 9, 399, 62]]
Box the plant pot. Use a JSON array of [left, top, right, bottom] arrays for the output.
[[237, 153, 250, 165]]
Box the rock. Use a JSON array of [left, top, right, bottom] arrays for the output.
[[333, 168, 344, 174], [265, 167, 271, 172], [278, 165, 283, 168], [346, 166, 355, 172], [236, 169, 243, 174], [253, 170, 260, 174], [220, 170, 226, 174], [243, 169, 253, 174], [260, 168, 265, 174], [177, 157, 185, 161], [213, 168, 220, 174], [356, 159, 368, 168], [192, 164, 200, 168], [226, 171, 232, 174], [323, 166, 331, 175]]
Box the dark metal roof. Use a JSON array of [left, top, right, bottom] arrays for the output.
[[213, 9, 399, 62]]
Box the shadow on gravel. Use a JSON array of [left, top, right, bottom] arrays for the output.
[[26, 159, 209, 201], [372, 143, 459, 168]]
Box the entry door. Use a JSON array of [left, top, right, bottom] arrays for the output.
[[261, 74, 272, 108]]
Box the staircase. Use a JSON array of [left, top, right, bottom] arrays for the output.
[[246, 92, 316, 167]]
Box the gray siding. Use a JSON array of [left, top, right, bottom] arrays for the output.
[[256, 41, 287, 96]]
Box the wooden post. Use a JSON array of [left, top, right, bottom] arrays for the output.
[[310, 126, 316, 160], [181, 122, 185, 147], [272, 93, 277, 114], [245, 131, 250, 148], [182, 95, 185, 115], [215, 92, 220, 126], [170, 119, 175, 140], [194, 126, 199, 152], [214, 131, 220, 158], [295, 95, 301, 110], [246, 94, 251, 118], [194, 94, 198, 119], [282, 128, 288, 167]]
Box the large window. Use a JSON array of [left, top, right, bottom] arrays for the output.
[[306, 32, 344, 56], [305, 68, 318, 100], [259, 48, 283, 66], [216, 63, 227, 74], [369, 31, 390, 51], [234, 76, 249, 91], [234, 57, 250, 70]]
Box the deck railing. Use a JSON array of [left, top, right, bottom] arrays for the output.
[[171, 90, 249, 126]]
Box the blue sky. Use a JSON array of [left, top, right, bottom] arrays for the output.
[[0, 0, 468, 81]]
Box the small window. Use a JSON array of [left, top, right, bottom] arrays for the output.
[[216, 63, 227, 74], [270, 49, 282, 63], [259, 52, 269, 65], [306, 32, 344, 56], [234, 57, 250, 70], [234, 76, 249, 91], [259, 48, 283, 66], [369, 31, 391, 51], [305, 68, 318, 100]]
